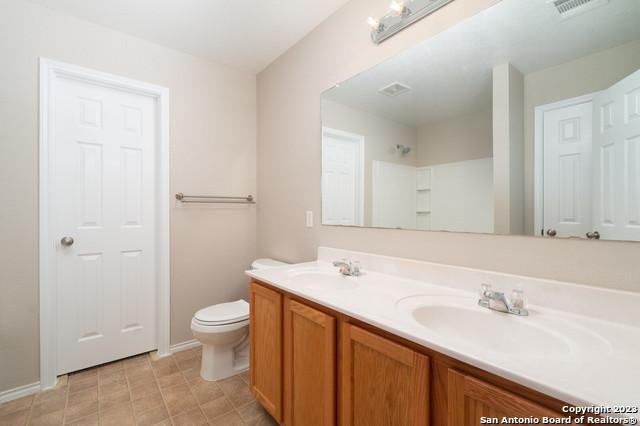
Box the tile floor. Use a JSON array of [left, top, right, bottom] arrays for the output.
[[0, 347, 277, 425]]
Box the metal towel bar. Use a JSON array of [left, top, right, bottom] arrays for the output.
[[175, 193, 255, 204]]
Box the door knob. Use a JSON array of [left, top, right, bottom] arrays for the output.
[[546, 229, 557, 237], [586, 231, 600, 240], [60, 236, 74, 247]]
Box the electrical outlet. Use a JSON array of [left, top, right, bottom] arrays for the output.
[[305, 211, 313, 227]]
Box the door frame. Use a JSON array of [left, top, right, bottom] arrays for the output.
[[39, 58, 171, 389], [533, 92, 597, 237], [321, 126, 365, 226]]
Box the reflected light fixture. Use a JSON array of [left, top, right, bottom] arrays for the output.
[[368, 0, 454, 44]]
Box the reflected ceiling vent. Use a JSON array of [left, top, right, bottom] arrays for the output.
[[379, 81, 411, 97], [548, 0, 609, 19]]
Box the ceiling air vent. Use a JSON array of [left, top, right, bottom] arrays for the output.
[[549, 0, 609, 19], [379, 81, 411, 97]]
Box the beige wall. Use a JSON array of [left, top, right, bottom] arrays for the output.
[[321, 99, 417, 225], [0, 1, 256, 392], [416, 107, 492, 167], [256, 0, 640, 296], [523, 40, 640, 234]]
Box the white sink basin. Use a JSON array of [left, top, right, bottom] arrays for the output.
[[397, 295, 611, 360], [412, 305, 572, 356], [286, 268, 358, 291]]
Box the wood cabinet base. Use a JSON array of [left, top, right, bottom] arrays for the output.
[[250, 280, 581, 426]]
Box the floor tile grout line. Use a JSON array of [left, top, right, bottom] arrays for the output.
[[22, 394, 35, 426], [149, 352, 177, 426], [120, 359, 135, 425], [176, 350, 213, 424], [122, 358, 137, 425], [127, 354, 168, 425], [173, 347, 243, 424], [96, 368, 101, 426], [62, 377, 71, 425], [215, 375, 249, 424]]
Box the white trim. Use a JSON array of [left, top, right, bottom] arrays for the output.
[[321, 126, 365, 226], [38, 58, 171, 389], [533, 92, 598, 237], [0, 382, 41, 404], [170, 339, 202, 353]]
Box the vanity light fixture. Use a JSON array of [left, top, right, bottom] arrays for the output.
[[367, 17, 382, 31], [389, 1, 409, 16], [368, 0, 454, 44]]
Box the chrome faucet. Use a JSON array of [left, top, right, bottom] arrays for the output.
[[332, 259, 361, 276], [478, 284, 528, 316]]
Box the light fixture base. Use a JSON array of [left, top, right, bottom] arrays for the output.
[[370, 0, 454, 44]]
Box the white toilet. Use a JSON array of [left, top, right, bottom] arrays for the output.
[[191, 258, 286, 381]]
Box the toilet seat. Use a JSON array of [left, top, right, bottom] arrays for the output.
[[194, 300, 249, 326], [191, 317, 249, 335]]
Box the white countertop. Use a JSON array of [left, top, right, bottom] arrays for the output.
[[246, 247, 640, 419]]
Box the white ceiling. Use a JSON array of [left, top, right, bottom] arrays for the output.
[[24, 0, 351, 73], [323, 0, 640, 127]]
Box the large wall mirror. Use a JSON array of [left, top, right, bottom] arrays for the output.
[[321, 0, 640, 241]]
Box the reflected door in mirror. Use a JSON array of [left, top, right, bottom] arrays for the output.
[[593, 69, 640, 241], [322, 127, 364, 226], [543, 101, 593, 238]]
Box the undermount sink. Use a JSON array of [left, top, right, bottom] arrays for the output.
[[397, 295, 611, 360], [285, 268, 358, 291]]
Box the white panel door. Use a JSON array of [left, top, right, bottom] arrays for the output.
[[54, 76, 157, 374], [543, 102, 593, 238], [322, 129, 363, 226], [372, 161, 416, 229], [593, 69, 640, 241]]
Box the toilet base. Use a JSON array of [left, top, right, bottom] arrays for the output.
[[199, 336, 249, 382]]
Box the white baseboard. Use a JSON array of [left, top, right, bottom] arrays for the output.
[[169, 339, 201, 353], [0, 382, 41, 404]]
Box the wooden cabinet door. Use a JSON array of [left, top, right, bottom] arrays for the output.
[[250, 282, 283, 422], [284, 298, 336, 426], [448, 370, 566, 425], [341, 324, 429, 426]]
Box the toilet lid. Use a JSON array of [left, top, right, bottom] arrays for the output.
[[194, 300, 249, 325]]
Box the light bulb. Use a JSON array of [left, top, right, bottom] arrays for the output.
[[389, 1, 406, 15], [367, 16, 381, 30]]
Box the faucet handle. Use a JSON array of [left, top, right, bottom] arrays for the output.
[[351, 261, 360, 276], [479, 283, 491, 299], [510, 289, 526, 309]]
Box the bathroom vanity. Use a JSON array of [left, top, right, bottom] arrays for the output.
[[246, 248, 640, 425]]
